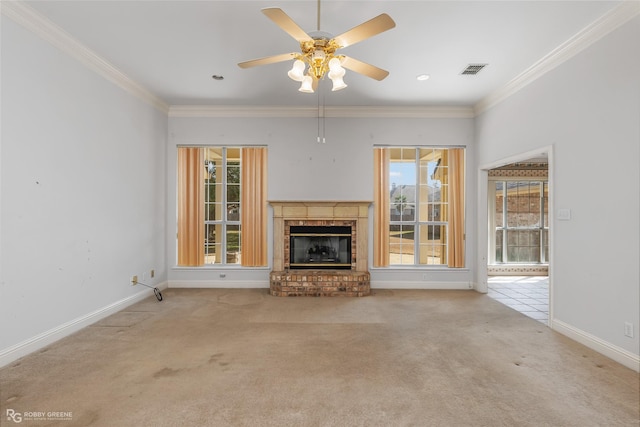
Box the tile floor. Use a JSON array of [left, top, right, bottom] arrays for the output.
[[487, 275, 549, 324]]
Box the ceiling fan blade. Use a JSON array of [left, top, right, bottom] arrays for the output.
[[332, 13, 396, 48], [262, 8, 313, 43], [341, 56, 389, 81], [238, 53, 297, 69]]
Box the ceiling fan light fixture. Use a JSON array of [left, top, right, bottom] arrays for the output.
[[287, 59, 306, 81], [299, 75, 315, 93], [238, 4, 395, 94]]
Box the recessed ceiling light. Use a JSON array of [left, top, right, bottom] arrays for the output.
[[211, 75, 224, 80], [416, 74, 430, 81]]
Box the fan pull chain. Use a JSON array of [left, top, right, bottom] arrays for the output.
[[317, 91, 321, 143], [322, 96, 326, 143], [317, 92, 325, 144]]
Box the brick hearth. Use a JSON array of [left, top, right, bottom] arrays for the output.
[[269, 201, 371, 297], [269, 271, 371, 297]]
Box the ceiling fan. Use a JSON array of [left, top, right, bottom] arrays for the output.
[[238, 1, 396, 93]]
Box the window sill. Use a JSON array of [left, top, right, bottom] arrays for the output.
[[371, 266, 469, 272], [171, 265, 271, 271]]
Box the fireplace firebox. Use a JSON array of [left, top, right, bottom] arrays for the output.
[[289, 226, 351, 270]]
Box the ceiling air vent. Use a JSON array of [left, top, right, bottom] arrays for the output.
[[461, 64, 488, 75]]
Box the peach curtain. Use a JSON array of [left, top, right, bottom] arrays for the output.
[[241, 147, 268, 266], [177, 147, 204, 266], [447, 148, 465, 268], [374, 148, 390, 267]]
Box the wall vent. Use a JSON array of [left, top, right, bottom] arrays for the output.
[[461, 64, 488, 75]]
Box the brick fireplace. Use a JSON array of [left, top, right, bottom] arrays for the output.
[[269, 201, 371, 296]]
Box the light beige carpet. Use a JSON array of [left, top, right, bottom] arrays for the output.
[[1, 289, 638, 426]]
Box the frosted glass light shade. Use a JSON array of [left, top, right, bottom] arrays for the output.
[[329, 57, 347, 91], [288, 60, 306, 82], [328, 57, 346, 84], [328, 68, 345, 80], [331, 76, 347, 91], [328, 57, 342, 72], [299, 75, 314, 93]]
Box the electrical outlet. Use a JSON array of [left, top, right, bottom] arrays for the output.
[[557, 208, 572, 220], [150, 269, 155, 278], [624, 322, 634, 338], [142, 272, 147, 281], [131, 275, 138, 286]]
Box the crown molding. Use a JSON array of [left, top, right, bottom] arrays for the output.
[[326, 106, 475, 119], [169, 105, 317, 118], [169, 105, 475, 119], [1, 0, 169, 114], [474, 0, 640, 115]]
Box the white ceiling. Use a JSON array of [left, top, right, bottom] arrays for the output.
[[22, 0, 622, 108]]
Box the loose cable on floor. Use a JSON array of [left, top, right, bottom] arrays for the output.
[[134, 281, 163, 301]]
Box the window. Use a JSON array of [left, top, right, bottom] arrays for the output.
[[177, 146, 267, 267], [374, 147, 465, 267], [493, 180, 548, 264], [204, 147, 241, 265]]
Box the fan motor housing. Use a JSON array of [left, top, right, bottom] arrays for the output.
[[301, 31, 340, 56]]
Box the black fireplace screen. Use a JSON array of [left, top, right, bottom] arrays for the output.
[[289, 226, 352, 270]]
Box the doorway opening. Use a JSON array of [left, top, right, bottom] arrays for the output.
[[481, 149, 552, 325]]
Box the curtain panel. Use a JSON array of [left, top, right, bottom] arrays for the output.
[[373, 148, 390, 267], [241, 147, 268, 267], [177, 147, 205, 266], [447, 148, 465, 268]]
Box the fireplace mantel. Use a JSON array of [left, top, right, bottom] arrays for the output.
[[269, 201, 371, 296], [269, 201, 371, 272]]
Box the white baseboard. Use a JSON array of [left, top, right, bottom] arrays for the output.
[[168, 280, 269, 289], [0, 282, 168, 368], [371, 281, 473, 290], [552, 319, 640, 373]]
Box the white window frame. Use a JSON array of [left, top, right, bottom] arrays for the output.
[[489, 178, 548, 265], [388, 147, 458, 267], [204, 147, 241, 265]]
